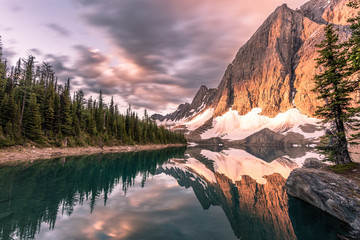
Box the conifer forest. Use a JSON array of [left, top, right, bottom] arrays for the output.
[[0, 37, 187, 147]]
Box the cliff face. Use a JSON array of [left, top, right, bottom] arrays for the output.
[[211, 0, 356, 117], [212, 4, 304, 117], [153, 0, 358, 140]]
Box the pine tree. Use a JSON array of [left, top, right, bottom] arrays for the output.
[[13, 103, 21, 139], [314, 24, 357, 164], [0, 36, 6, 81], [346, 0, 360, 143], [43, 96, 55, 134], [53, 90, 61, 134], [347, 5, 360, 72], [0, 93, 14, 128], [60, 79, 72, 136], [23, 93, 42, 141], [96, 90, 104, 133], [75, 90, 85, 129]]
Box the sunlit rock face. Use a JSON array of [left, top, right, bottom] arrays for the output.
[[211, 4, 303, 118], [153, 0, 358, 141], [158, 147, 323, 240]]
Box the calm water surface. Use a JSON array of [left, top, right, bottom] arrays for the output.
[[0, 146, 351, 240]]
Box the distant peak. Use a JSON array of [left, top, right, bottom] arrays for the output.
[[199, 85, 208, 90], [271, 3, 294, 17], [276, 3, 290, 11]]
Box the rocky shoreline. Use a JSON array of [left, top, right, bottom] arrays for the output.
[[286, 159, 360, 238], [0, 144, 186, 164]]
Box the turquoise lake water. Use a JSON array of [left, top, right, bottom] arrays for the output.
[[0, 146, 351, 240]]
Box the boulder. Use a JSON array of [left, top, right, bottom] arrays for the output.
[[286, 166, 360, 236]]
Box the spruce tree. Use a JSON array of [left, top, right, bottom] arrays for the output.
[[314, 24, 357, 164], [23, 93, 42, 141], [96, 90, 104, 133], [60, 80, 72, 136], [0, 93, 14, 128], [0, 38, 7, 109], [346, 0, 360, 141], [347, 3, 360, 72], [0, 36, 6, 80], [43, 96, 54, 134]]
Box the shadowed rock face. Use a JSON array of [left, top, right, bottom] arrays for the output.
[[153, 0, 358, 122]]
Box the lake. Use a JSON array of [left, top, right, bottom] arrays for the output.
[[0, 146, 351, 240]]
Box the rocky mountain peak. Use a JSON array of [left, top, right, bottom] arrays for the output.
[[153, 0, 358, 142], [190, 85, 208, 107], [211, 3, 304, 117]]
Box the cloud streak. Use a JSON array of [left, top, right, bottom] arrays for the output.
[[17, 0, 305, 114], [0, 0, 308, 113], [67, 0, 307, 113], [46, 23, 71, 36]]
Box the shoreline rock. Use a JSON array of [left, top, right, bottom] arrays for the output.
[[286, 159, 360, 237]]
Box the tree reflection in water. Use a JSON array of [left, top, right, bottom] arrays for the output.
[[0, 147, 186, 240]]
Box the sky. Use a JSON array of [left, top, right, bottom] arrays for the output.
[[0, 0, 308, 115]]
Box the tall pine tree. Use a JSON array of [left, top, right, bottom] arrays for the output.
[[314, 24, 357, 164], [23, 93, 42, 141], [60, 79, 72, 136]]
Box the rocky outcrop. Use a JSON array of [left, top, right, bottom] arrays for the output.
[[286, 160, 360, 235]]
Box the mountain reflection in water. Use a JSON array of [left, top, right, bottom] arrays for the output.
[[0, 146, 350, 240]]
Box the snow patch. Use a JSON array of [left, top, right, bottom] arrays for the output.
[[184, 108, 214, 131], [183, 157, 216, 183], [201, 108, 323, 141], [187, 142, 199, 147], [201, 149, 298, 184]]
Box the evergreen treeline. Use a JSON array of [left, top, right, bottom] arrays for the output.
[[0, 38, 187, 147]]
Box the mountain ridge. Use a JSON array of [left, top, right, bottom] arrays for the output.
[[153, 0, 358, 142]]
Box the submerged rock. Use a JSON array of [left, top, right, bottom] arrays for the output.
[[286, 161, 360, 236]]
